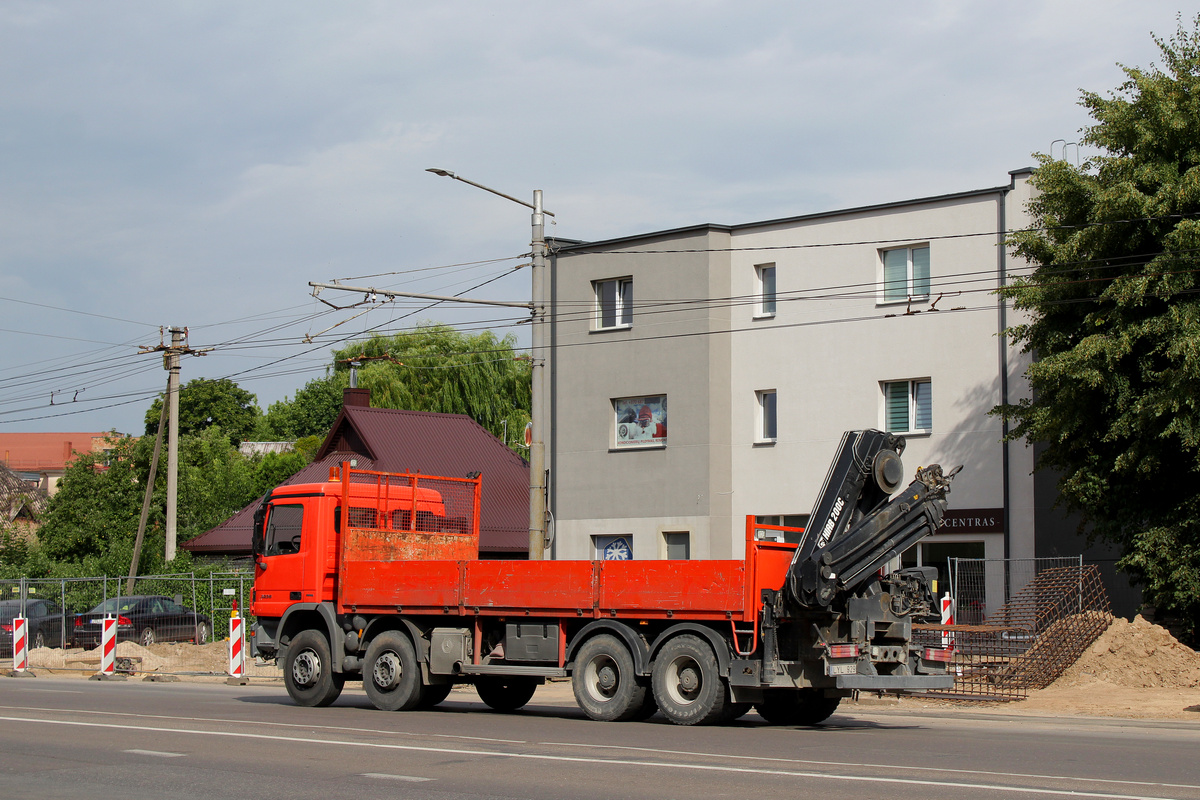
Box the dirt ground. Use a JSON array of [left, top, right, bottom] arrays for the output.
[[15, 615, 1200, 721]]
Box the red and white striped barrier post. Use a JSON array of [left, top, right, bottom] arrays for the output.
[[940, 592, 955, 650], [100, 616, 117, 676], [12, 617, 28, 672], [228, 603, 245, 681]]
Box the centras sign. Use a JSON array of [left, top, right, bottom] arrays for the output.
[[938, 508, 1004, 533]]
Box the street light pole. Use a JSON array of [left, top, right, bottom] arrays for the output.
[[427, 168, 551, 560]]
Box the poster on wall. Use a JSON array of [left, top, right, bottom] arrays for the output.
[[614, 395, 667, 448]]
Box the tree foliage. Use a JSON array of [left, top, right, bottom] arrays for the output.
[[997, 17, 1200, 643], [260, 376, 346, 440], [145, 377, 261, 446]]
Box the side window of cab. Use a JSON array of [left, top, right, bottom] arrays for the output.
[[265, 504, 305, 555]]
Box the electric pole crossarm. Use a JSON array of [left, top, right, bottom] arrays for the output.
[[309, 282, 533, 309]]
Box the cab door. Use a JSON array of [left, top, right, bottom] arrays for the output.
[[253, 501, 309, 620]]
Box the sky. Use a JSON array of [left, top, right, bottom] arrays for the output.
[[0, 1, 1189, 435]]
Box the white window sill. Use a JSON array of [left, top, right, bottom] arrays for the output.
[[753, 438, 777, 447], [876, 296, 930, 307], [752, 312, 776, 320], [888, 429, 931, 438], [592, 324, 633, 333]]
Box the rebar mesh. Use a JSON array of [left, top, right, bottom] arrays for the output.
[[915, 564, 1112, 700]]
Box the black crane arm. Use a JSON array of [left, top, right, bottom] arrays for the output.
[[785, 429, 958, 609]]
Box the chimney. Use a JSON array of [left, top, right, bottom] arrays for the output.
[[343, 387, 370, 408]]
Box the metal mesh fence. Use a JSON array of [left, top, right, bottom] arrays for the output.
[[1, 572, 260, 677], [947, 556, 1083, 625], [915, 563, 1112, 700]]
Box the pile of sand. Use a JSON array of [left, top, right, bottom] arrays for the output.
[[1006, 615, 1200, 719], [1050, 615, 1200, 690], [25, 640, 277, 678]]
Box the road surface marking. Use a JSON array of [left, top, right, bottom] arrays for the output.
[[0, 714, 1187, 800], [537, 740, 1200, 793], [361, 773, 433, 782], [124, 749, 185, 758], [0, 704, 526, 743]]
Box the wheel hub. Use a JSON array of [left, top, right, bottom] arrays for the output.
[[292, 650, 320, 687], [597, 665, 617, 692], [678, 666, 699, 693], [373, 651, 402, 689]]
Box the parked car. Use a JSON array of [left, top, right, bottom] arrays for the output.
[[73, 595, 211, 649], [0, 598, 71, 655]]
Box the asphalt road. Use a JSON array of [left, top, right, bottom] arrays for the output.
[[1, 676, 1198, 800]]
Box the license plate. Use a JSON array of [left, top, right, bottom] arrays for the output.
[[90, 618, 103, 625], [827, 662, 857, 676]]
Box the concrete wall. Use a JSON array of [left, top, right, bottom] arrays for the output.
[[549, 170, 1053, 582]]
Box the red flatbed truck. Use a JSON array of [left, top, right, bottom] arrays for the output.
[[251, 429, 958, 725]]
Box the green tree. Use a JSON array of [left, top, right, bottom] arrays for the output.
[[330, 323, 531, 448], [145, 377, 261, 446], [997, 17, 1200, 643], [260, 376, 346, 440]]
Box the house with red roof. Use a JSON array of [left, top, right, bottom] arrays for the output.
[[183, 388, 531, 559], [0, 432, 118, 496]]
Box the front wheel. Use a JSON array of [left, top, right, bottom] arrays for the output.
[[572, 634, 650, 721], [754, 689, 841, 725], [195, 621, 210, 645], [284, 630, 345, 707], [651, 634, 728, 726], [33, 629, 46, 650], [476, 676, 539, 712], [363, 631, 423, 712], [416, 682, 454, 709]]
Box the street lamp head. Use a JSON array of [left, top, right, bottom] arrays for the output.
[[426, 168, 455, 178]]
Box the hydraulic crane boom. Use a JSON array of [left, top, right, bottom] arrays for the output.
[[786, 429, 959, 609]]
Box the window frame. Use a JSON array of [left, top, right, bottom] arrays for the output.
[[754, 263, 777, 318], [882, 378, 932, 434], [593, 534, 634, 560], [756, 389, 778, 444], [593, 276, 634, 330], [613, 395, 667, 449], [662, 531, 691, 560], [878, 245, 931, 304]]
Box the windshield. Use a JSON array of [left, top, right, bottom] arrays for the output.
[[87, 597, 146, 615]]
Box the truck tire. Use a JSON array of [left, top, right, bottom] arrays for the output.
[[651, 634, 728, 726], [285, 630, 345, 707], [475, 676, 538, 712], [572, 634, 651, 721], [363, 631, 423, 712], [754, 688, 841, 725], [416, 682, 454, 709]]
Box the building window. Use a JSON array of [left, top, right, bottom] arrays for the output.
[[593, 534, 633, 560], [663, 531, 690, 560], [756, 389, 777, 442], [880, 245, 930, 303], [883, 379, 932, 433], [594, 277, 633, 329], [614, 395, 667, 448], [755, 263, 776, 317]]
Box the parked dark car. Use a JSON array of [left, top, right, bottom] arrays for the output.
[[73, 595, 211, 649], [0, 598, 72, 655]]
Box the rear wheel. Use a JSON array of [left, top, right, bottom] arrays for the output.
[[476, 676, 539, 712], [363, 631, 423, 712], [754, 689, 841, 725], [573, 634, 650, 721], [284, 630, 345, 707], [140, 627, 156, 647], [651, 634, 728, 726]]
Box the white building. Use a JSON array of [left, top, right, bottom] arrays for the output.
[[544, 168, 1136, 619]]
